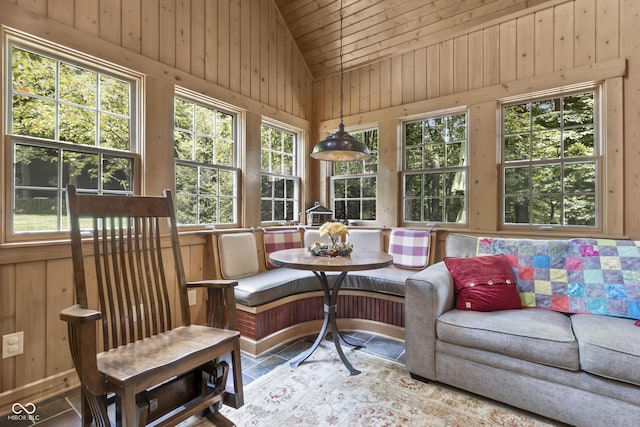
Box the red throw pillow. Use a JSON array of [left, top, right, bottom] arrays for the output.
[[444, 255, 522, 312]]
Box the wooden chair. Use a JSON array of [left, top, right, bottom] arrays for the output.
[[60, 185, 243, 427]]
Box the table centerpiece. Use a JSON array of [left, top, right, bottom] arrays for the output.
[[309, 221, 353, 257]]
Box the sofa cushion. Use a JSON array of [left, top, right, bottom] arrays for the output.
[[218, 233, 260, 279], [571, 313, 640, 386], [264, 229, 303, 269], [444, 255, 522, 312], [437, 308, 579, 370], [388, 228, 431, 269]]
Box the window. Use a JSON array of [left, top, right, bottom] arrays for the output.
[[330, 128, 378, 221], [403, 113, 467, 223], [8, 43, 137, 235], [502, 91, 597, 227], [260, 123, 300, 223], [174, 95, 238, 226]]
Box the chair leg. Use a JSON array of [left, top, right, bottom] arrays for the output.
[[224, 343, 244, 409]]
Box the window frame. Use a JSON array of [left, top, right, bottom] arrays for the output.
[[259, 120, 302, 225], [4, 33, 141, 242], [401, 110, 469, 226], [499, 86, 601, 231], [329, 126, 379, 223], [173, 89, 241, 228]]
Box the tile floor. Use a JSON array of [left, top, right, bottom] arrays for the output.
[[5, 332, 405, 427]]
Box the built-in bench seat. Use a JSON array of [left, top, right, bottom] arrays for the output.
[[204, 226, 432, 355]]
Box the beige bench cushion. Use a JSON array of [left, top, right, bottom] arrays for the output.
[[218, 232, 260, 279]]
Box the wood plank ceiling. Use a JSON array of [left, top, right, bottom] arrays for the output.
[[274, 0, 553, 80]]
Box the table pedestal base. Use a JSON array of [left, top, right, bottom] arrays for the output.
[[289, 271, 362, 375]]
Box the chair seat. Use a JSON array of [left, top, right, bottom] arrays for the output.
[[97, 325, 240, 389]]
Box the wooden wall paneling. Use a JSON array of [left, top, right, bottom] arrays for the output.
[[596, 0, 619, 62], [603, 76, 624, 236], [122, 0, 142, 53], [369, 62, 381, 111], [45, 259, 74, 376], [47, 0, 75, 27], [175, 0, 190, 73], [284, 35, 293, 114], [75, 0, 99, 36], [276, 16, 286, 111], [380, 58, 391, 109], [453, 35, 468, 93], [190, 0, 205, 79], [322, 78, 331, 121], [218, 0, 230, 88], [440, 39, 454, 96], [426, 44, 440, 99], [0, 265, 17, 392], [350, 68, 361, 115], [516, 14, 535, 79], [414, 47, 427, 101], [159, 0, 176, 67], [250, 0, 261, 99], [141, 0, 160, 60], [499, 19, 517, 81], [553, 1, 574, 71], [574, 0, 596, 66], [260, 0, 270, 105], [402, 51, 415, 104], [15, 262, 46, 387], [391, 55, 403, 106], [483, 26, 500, 86], [17, 0, 46, 15], [534, 8, 554, 75], [621, 0, 640, 240], [292, 49, 300, 117], [204, 0, 218, 83], [240, 0, 252, 98], [469, 101, 500, 230], [360, 66, 370, 114], [468, 30, 484, 90], [99, 0, 121, 46], [268, 4, 278, 108], [229, 0, 241, 94]]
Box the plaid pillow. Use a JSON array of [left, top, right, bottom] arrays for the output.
[[388, 229, 431, 269], [264, 230, 303, 269]]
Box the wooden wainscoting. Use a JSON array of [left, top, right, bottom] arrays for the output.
[[235, 290, 405, 356]]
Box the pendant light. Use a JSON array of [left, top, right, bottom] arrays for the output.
[[311, 0, 370, 162]]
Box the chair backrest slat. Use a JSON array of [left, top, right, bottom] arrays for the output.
[[67, 185, 188, 352]]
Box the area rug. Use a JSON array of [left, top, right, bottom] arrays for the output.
[[180, 344, 561, 426]]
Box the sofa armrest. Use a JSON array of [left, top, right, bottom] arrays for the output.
[[404, 261, 455, 380]]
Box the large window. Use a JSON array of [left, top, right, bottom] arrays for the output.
[[8, 43, 137, 235], [502, 91, 597, 227], [330, 128, 378, 221], [174, 95, 238, 226], [403, 113, 467, 223], [260, 123, 300, 223]]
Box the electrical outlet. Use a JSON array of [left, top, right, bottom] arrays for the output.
[[188, 289, 197, 306], [2, 331, 24, 359]]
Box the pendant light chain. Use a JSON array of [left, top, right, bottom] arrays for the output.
[[339, 0, 344, 124]]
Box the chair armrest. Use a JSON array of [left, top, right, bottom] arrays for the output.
[[188, 281, 239, 330], [404, 261, 455, 380], [60, 304, 102, 323], [187, 280, 238, 289]]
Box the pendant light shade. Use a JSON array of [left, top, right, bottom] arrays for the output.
[[311, 123, 370, 161], [311, 0, 370, 162]]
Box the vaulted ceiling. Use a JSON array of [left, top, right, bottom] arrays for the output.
[[274, 0, 552, 80]]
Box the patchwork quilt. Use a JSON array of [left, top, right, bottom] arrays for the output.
[[476, 237, 640, 320]]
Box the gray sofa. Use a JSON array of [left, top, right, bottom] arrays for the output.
[[405, 233, 640, 427]]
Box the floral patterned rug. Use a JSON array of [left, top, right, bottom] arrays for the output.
[[180, 344, 562, 427]]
